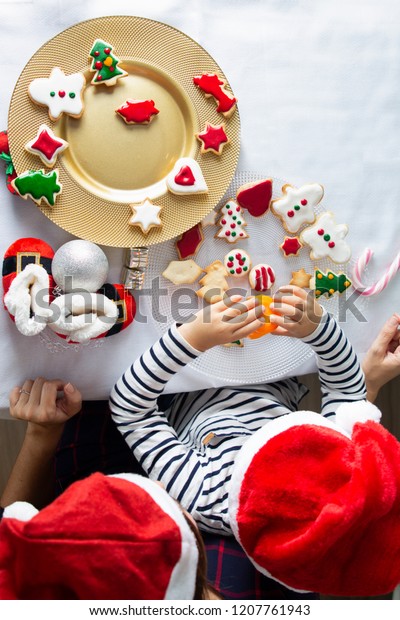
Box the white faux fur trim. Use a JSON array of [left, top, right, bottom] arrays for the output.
[[4, 264, 51, 336], [335, 400, 381, 434], [111, 474, 199, 600], [3, 501, 39, 521], [228, 410, 350, 593], [47, 292, 118, 343]]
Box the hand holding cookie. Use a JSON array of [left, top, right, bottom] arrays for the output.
[[270, 285, 323, 339], [178, 295, 265, 351]]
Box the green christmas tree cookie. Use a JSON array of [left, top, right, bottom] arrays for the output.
[[311, 269, 351, 298], [12, 169, 62, 207], [89, 39, 128, 86]]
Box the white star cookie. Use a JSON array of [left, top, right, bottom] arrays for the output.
[[129, 199, 162, 234], [166, 157, 208, 195], [271, 183, 324, 234], [300, 211, 351, 263], [28, 67, 86, 121]]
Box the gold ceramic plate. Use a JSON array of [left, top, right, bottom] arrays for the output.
[[8, 16, 240, 247]]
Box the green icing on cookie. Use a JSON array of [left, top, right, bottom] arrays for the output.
[[13, 169, 61, 206]]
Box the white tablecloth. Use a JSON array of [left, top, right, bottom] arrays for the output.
[[0, 0, 399, 417]]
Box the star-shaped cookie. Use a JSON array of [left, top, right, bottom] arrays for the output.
[[196, 122, 229, 155], [129, 199, 162, 234]]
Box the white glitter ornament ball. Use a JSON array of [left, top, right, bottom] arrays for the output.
[[52, 240, 109, 293]]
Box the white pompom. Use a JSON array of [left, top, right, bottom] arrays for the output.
[[3, 501, 39, 522], [335, 401, 382, 435]]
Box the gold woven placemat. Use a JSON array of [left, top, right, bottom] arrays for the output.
[[8, 16, 240, 247]]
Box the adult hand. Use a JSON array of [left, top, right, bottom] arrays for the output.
[[178, 295, 265, 351], [9, 377, 82, 438], [362, 314, 400, 402], [270, 285, 324, 339]]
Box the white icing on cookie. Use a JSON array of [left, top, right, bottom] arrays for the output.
[[300, 211, 351, 263], [166, 157, 208, 195], [249, 264, 276, 291], [129, 199, 162, 234], [224, 249, 251, 277], [216, 200, 249, 243], [28, 68, 86, 121], [271, 183, 324, 233], [25, 124, 69, 167]]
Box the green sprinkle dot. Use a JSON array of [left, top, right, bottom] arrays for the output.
[[243, 266, 248, 272], [294, 205, 300, 211], [232, 216, 237, 220], [50, 91, 55, 97], [69, 92, 76, 99], [242, 257, 246, 262], [229, 256, 233, 261], [230, 269, 235, 274], [324, 234, 331, 241], [232, 232, 236, 237], [237, 221, 242, 225]]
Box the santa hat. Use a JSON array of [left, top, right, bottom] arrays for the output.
[[228, 401, 400, 596], [0, 473, 199, 600]]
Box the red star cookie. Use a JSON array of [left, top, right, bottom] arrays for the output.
[[280, 236, 303, 257], [25, 124, 68, 167], [196, 122, 229, 155]]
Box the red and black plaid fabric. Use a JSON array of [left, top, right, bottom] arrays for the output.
[[54, 400, 318, 601]]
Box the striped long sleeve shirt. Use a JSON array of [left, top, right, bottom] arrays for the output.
[[109, 311, 366, 535]]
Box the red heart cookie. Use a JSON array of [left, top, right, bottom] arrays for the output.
[[236, 179, 273, 217]]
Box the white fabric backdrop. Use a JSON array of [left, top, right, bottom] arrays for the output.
[[0, 0, 399, 416]]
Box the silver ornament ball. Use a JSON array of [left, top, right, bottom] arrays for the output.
[[52, 240, 109, 293]]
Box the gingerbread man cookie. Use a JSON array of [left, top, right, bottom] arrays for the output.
[[196, 260, 229, 304], [271, 183, 324, 234], [28, 68, 86, 121], [300, 212, 351, 263]]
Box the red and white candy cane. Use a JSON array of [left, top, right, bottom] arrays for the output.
[[353, 248, 400, 296]]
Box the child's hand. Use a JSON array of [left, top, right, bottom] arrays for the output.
[[269, 285, 323, 339], [178, 295, 265, 351], [362, 314, 400, 402]]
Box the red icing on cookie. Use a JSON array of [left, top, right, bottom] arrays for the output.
[[175, 165, 195, 186], [236, 179, 273, 217], [116, 99, 159, 124], [30, 129, 65, 162], [196, 122, 229, 154], [176, 224, 204, 259], [193, 73, 237, 116], [280, 236, 303, 257]]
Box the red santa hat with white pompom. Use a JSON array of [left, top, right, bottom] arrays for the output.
[[0, 473, 198, 600], [228, 401, 400, 597]]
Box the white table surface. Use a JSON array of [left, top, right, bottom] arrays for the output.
[[0, 0, 399, 417]]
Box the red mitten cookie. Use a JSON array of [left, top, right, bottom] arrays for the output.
[[2, 238, 55, 336]]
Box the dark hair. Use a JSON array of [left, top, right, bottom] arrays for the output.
[[182, 513, 221, 600]]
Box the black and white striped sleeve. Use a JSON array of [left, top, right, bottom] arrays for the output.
[[302, 311, 367, 418], [109, 324, 206, 508]]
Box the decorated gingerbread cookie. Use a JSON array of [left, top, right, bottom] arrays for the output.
[[290, 268, 312, 288], [28, 68, 86, 121], [196, 260, 229, 304], [12, 169, 62, 207], [236, 179, 273, 217], [224, 249, 251, 278], [300, 212, 351, 263], [193, 73, 237, 118], [116, 99, 159, 124], [129, 198, 162, 234], [89, 39, 128, 86], [196, 122, 229, 155], [280, 236, 303, 257], [215, 200, 248, 243], [162, 260, 204, 285], [176, 224, 204, 259], [166, 157, 208, 195], [25, 124, 68, 168], [271, 183, 324, 234], [310, 269, 352, 298], [249, 264, 276, 291]]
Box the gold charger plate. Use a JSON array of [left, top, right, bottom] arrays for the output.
[[8, 15, 240, 247]]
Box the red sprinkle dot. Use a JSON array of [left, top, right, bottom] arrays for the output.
[[318, 229, 324, 235], [109, 66, 115, 72], [58, 90, 65, 98], [328, 241, 336, 248], [239, 233, 244, 236], [227, 261, 234, 268], [287, 210, 294, 218], [225, 231, 231, 236], [94, 51, 100, 57], [227, 210, 233, 215], [221, 219, 227, 225], [236, 206, 240, 212], [235, 253, 242, 259], [95, 61, 103, 69], [230, 223, 236, 229], [236, 268, 242, 274], [239, 260, 245, 266], [301, 199, 308, 205], [104, 48, 111, 54]]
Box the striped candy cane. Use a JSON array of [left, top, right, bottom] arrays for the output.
[[353, 248, 400, 296]]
